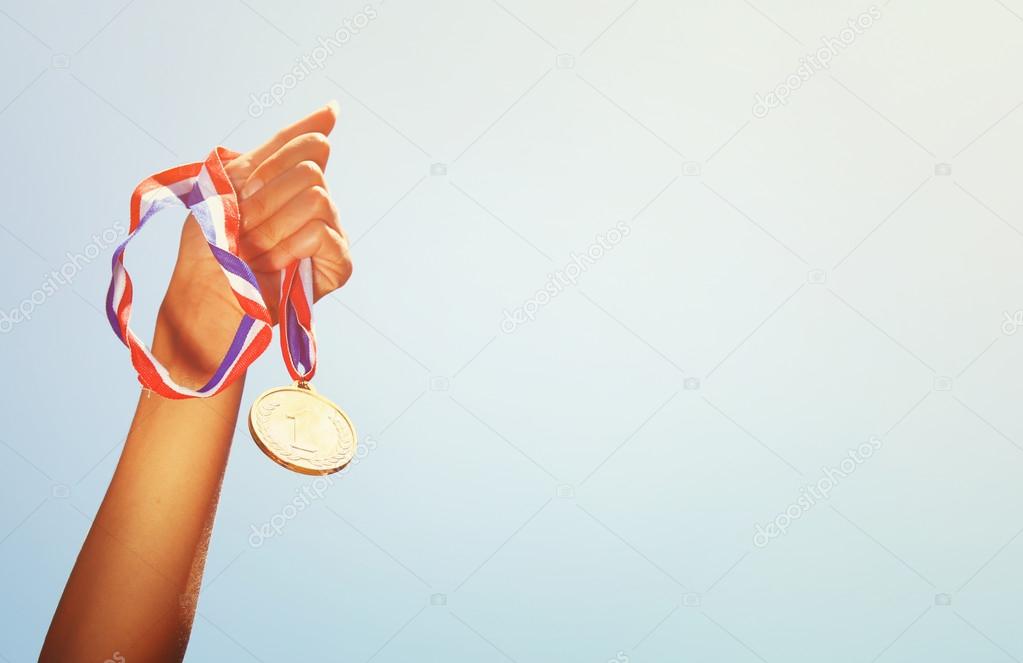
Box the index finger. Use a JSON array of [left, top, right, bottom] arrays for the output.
[[247, 101, 339, 166]]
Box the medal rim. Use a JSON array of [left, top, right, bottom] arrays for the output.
[[248, 383, 358, 476]]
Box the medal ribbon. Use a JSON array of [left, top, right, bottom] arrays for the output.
[[106, 147, 316, 398], [279, 258, 317, 383]]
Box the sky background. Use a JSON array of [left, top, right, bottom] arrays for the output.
[[3, 0, 1023, 661]]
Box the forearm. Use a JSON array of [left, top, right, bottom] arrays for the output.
[[42, 102, 345, 662], [41, 322, 243, 662]]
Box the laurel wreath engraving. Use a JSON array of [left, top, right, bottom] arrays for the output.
[[254, 397, 355, 470]]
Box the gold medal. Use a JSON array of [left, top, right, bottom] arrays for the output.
[[248, 381, 357, 475], [247, 260, 355, 475]]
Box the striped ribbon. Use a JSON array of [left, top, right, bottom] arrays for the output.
[[279, 259, 317, 383], [106, 147, 316, 399]]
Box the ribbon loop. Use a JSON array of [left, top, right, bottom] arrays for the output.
[[106, 147, 292, 399]]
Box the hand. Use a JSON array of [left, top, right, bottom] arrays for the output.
[[42, 106, 354, 660], [153, 103, 352, 382]]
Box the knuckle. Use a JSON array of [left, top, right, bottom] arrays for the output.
[[338, 249, 354, 286], [265, 227, 286, 251], [242, 228, 272, 256], [339, 258, 353, 287], [297, 160, 324, 185], [322, 224, 353, 288], [308, 185, 332, 210], [266, 246, 288, 271], [305, 132, 331, 159]]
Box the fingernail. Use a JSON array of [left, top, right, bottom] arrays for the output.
[[241, 178, 263, 199], [326, 99, 339, 115]]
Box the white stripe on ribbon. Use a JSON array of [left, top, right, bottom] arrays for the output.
[[225, 270, 264, 307], [139, 179, 195, 222]]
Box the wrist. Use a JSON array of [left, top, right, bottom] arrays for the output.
[[151, 307, 221, 387], [153, 287, 243, 387]]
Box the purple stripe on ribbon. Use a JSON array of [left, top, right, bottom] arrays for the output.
[[105, 243, 130, 341], [209, 244, 261, 292], [181, 181, 205, 208], [110, 241, 126, 268], [105, 278, 123, 342], [285, 302, 312, 375], [198, 315, 255, 393]]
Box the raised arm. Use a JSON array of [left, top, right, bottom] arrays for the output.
[[41, 103, 352, 663]]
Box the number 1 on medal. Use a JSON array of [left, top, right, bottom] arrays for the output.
[[286, 410, 315, 453]]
